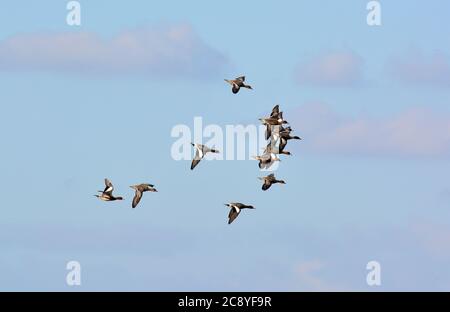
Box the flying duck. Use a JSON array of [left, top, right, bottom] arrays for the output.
[[224, 76, 253, 94], [260, 106, 288, 140], [278, 132, 302, 154], [253, 152, 281, 169], [224, 202, 255, 224], [258, 173, 286, 191], [130, 183, 158, 208], [94, 178, 123, 201], [191, 143, 220, 170], [264, 141, 291, 156]]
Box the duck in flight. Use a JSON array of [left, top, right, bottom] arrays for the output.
[[130, 183, 158, 208], [225, 202, 255, 224], [264, 141, 291, 156], [253, 152, 281, 169], [258, 173, 286, 191], [224, 76, 253, 94], [191, 143, 220, 170], [260, 105, 289, 140], [95, 178, 123, 202], [278, 132, 302, 154]]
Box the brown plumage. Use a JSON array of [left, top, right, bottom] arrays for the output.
[[95, 178, 124, 201], [224, 76, 253, 94], [258, 173, 286, 191], [191, 143, 220, 170], [260, 105, 289, 140], [130, 183, 158, 208], [225, 203, 255, 224], [253, 152, 281, 169]]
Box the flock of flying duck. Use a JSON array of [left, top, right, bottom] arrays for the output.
[[95, 76, 302, 224]]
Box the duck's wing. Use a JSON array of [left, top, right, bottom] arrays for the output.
[[103, 178, 114, 195], [132, 190, 142, 208], [232, 85, 240, 94], [228, 208, 240, 224], [270, 105, 280, 118], [235, 76, 245, 82], [191, 148, 202, 170], [191, 158, 201, 170], [191, 145, 205, 170]]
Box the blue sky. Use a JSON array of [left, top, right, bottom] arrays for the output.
[[1, 0, 450, 291]]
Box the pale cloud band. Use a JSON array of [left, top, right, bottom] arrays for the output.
[[0, 24, 229, 79], [389, 50, 450, 87], [291, 103, 450, 158]]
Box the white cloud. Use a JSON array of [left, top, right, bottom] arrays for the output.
[[0, 24, 229, 79], [290, 103, 450, 157], [389, 51, 450, 87]]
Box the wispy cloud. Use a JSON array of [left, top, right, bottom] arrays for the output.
[[290, 103, 450, 157], [389, 50, 450, 87], [0, 24, 229, 79], [294, 51, 365, 87]]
